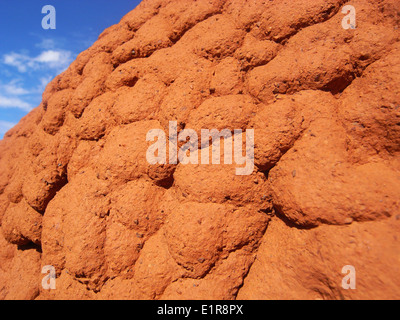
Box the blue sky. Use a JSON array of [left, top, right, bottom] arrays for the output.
[[0, 0, 142, 138]]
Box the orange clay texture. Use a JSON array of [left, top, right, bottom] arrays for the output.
[[0, 0, 400, 300]]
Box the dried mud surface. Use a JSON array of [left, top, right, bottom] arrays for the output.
[[0, 0, 399, 300]]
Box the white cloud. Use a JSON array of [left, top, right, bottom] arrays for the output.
[[3, 49, 73, 73], [35, 38, 57, 50], [3, 53, 30, 72], [0, 43, 73, 118], [5, 85, 29, 95], [1, 80, 30, 95], [36, 50, 65, 63], [0, 95, 33, 112], [0, 120, 16, 136], [0, 77, 52, 114]]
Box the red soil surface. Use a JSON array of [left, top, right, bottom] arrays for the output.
[[0, 0, 399, 299]]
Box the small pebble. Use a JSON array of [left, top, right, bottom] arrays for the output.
[[344, 217, 353, 224]]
